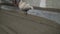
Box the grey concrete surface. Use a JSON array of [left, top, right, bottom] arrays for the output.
[[28, 10, 60, 24], [1, 5, 18, 10], [0, 10, 60, 34]]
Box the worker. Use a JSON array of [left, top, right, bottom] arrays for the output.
[[18, 0, 33, 15], [12, 0, 20, 7]]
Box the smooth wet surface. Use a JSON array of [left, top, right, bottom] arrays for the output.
[[28, 10, 60, 24]]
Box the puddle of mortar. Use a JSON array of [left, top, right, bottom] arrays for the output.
[[28, 10, 60, 24]]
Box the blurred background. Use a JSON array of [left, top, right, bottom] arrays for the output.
[[0, 0, 60, 24]]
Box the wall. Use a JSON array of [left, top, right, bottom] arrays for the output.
[[24, 0, 60, 9], [1, 0, 60, 9], [46, 0, 60, 9], [23, 0, 40, 7], [40, 0, 46, 8]]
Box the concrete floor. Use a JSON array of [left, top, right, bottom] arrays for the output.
[[0, 10, 60, 34], [28, 10, 60, 24]]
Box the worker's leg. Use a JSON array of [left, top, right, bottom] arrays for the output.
[[25, 11, 27, 15]]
